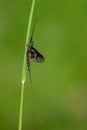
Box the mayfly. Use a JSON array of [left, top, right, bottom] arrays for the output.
[[26, 22, 44, 124], [26, 25, 44, 71]]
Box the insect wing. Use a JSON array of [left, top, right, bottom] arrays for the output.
[[35, 53, 44, 62], [30, 47, 44, 63]]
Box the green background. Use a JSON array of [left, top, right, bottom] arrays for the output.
[[0, 0, 87, 129]]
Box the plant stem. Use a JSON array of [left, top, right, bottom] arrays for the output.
[[18, 0, 36, 130], [18, 81, 25, 130]]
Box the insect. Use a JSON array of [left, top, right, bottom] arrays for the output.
[[26, 23, 44, 124], [26, 23, 44, 72]]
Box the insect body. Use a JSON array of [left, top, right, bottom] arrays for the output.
[[27, 42, 44, 70]]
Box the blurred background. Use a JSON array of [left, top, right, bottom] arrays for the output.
[[0, 0, 87, 129]]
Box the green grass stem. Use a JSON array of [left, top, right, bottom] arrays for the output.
[[18, 0, 36, 130]]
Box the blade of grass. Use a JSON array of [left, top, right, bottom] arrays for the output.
[[18, 0, 36, 130]]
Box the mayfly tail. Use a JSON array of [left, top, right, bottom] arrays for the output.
[[28, 69, 44, 125]]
